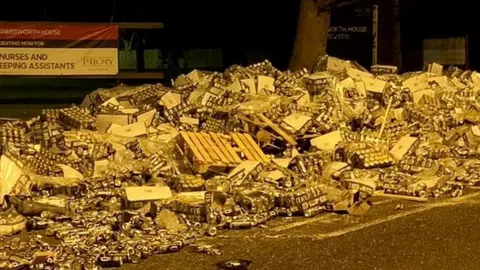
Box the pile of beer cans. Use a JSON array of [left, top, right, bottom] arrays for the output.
[[0, 57, 479, 269]]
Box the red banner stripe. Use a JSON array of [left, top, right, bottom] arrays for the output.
[[0, 24, 118, 40]]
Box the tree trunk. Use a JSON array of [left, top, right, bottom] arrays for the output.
[[289, 0, 331, 72], [392, 0, 402, 71]]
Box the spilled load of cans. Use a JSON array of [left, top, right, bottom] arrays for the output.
[[0, 56, 480, 268]]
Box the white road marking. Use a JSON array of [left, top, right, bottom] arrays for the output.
[[309, 191, 480, 241], [271, 199, 392, 232], [371, 199, 393, 205], [215, 192, 480, 241], [271, 214, 341, 232]]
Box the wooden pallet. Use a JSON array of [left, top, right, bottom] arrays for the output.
[[178, 131, 269, 173], [229, 133, 269, 163]]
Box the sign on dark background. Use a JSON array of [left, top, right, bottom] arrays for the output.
[[327, 5, 374, 69]]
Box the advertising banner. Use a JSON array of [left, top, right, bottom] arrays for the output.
[[0, 23, 119, 75]]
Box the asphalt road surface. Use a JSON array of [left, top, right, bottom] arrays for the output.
[[117, 190, 480, 270]]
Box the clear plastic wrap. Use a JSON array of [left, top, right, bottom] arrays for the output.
[[233, 94, 284, 115], [63, 129, 178, 177]]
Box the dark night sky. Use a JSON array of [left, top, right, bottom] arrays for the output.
[[0, 1, 299, 40], [0, 0, 477, 70], [0, 1, 471, 32]]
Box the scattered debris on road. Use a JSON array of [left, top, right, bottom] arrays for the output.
[[194, 244, 223, 256], [0, 56, 479, 268], [216, 259, 252, 270]]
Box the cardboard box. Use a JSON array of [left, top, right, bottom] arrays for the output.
[[123, 186, 173, 210]]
